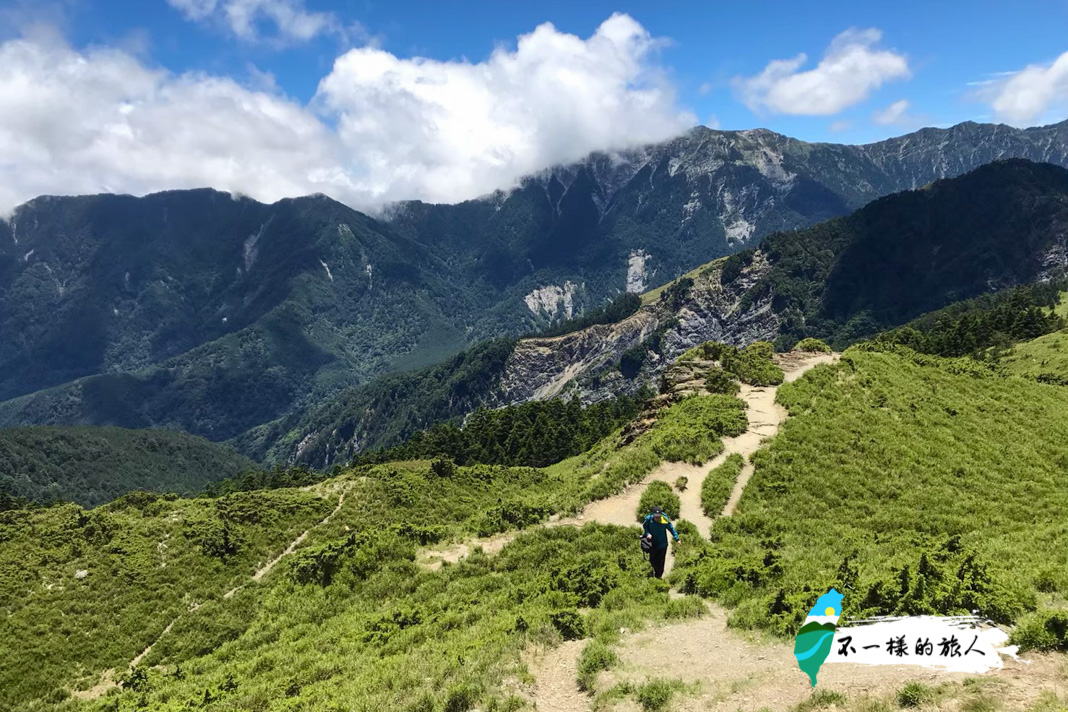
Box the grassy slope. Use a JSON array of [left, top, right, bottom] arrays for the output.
[[0, 490, 334, 711], [673, 346, 1068, 634], [0, 394, 745, 712], [0, 426, 257, 506], [1002, 328, 1068, 381], [1002, 294, 1068, 381], [640, 257, 724, 306], [13, 334, 1068, 710]]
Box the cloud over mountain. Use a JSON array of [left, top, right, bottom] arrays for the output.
[[0, 14, 693, 214]]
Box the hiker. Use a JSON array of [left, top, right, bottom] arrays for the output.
[[641, 505, 679, 579]]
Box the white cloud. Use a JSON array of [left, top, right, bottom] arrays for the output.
[[829, 120, 851, 132], [0, 15, 695, 213], [705, 114, 720, 129], [0, 35, 340, 213], [986, 52, 1068, 124], [166, 0, 343, 44], [734, 28, 909, 116], [872, 98, 910, 125], [315, 13, 694, 204]]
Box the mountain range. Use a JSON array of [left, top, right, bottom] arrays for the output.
[[3, 120, 1068, 466], [7, 116, 1068, 712], [264, 158, 1068, 468]]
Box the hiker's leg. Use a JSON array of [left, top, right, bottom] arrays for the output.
[[650, 548, 666, 578]]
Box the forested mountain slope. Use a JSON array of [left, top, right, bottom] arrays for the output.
[[0, 191, 485, 442], [0, 426, 256, 506], [3, 121, 1068, 446], [266, 159, 1068, 468]]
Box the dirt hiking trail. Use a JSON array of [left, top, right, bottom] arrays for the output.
[[522, 350, 1062, 711], [518, 352, 838, 712], [419, 351, 837, 574], [599, 606, 1060, 712]]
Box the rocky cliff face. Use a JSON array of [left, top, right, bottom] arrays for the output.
[[490, 251, 778, 408]]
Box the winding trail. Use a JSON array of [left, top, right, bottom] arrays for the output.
[[528, 349, 1054, 712], [522, 352, 837, 712], [413, 352, 837, 711], [418, 352, 837, 575], [224, 488, 348, 598]]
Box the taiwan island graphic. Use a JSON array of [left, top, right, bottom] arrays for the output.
[[793, 587, 843, 686]]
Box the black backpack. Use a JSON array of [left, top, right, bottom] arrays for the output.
[[639, 534, 653, 553]]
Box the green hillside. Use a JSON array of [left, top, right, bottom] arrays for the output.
[[4, 324, 1068, 710], [0, 426, 256, 506], [674, 345, 1068, 634], [730, 159, 1068, 348], [1002, 293, 1068, 383], [0, 387, 747, 711], [1003, 329, 1068, 384], [0, 488, 337, 711]]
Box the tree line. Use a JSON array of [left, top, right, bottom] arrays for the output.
[[351, 394, 648, 469]]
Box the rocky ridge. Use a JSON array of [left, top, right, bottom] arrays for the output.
[[490, 251, 776, 409]]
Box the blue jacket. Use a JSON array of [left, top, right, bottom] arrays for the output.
[[642, 512, 679, 550]]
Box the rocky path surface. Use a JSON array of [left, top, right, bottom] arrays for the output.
[[600, 606, 1056, 712]]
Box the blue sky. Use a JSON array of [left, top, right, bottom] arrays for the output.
[[51, 0, 1068, 141], [0, 0, 1066, 211]]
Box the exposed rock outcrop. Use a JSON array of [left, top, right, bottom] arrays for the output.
[[490, 251, 778, 409]]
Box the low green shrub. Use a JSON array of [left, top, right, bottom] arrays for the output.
[[663, 596, 706, 620], [704, 368, 740, 395], [430, 456, 456, 478], [637, 482, 681, 522], [1027, 691, 1068, 712], [444, 681, 481, 712], [733, 342, 784, 386], [635, 678, 684, 712], [576, 640, 617, 691], [677, 341, 784, 386], [960, 695, 1001, 712], [1009, 610, 1068, 651], [897, 682, 933, 707], [793, 689, 847, 711], [1031, 566, 1066, 593], [700, 454, 744, 518], [549, 610, 588, 640], [794, 338, 831, 353], [645, 395, 747, 464]]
